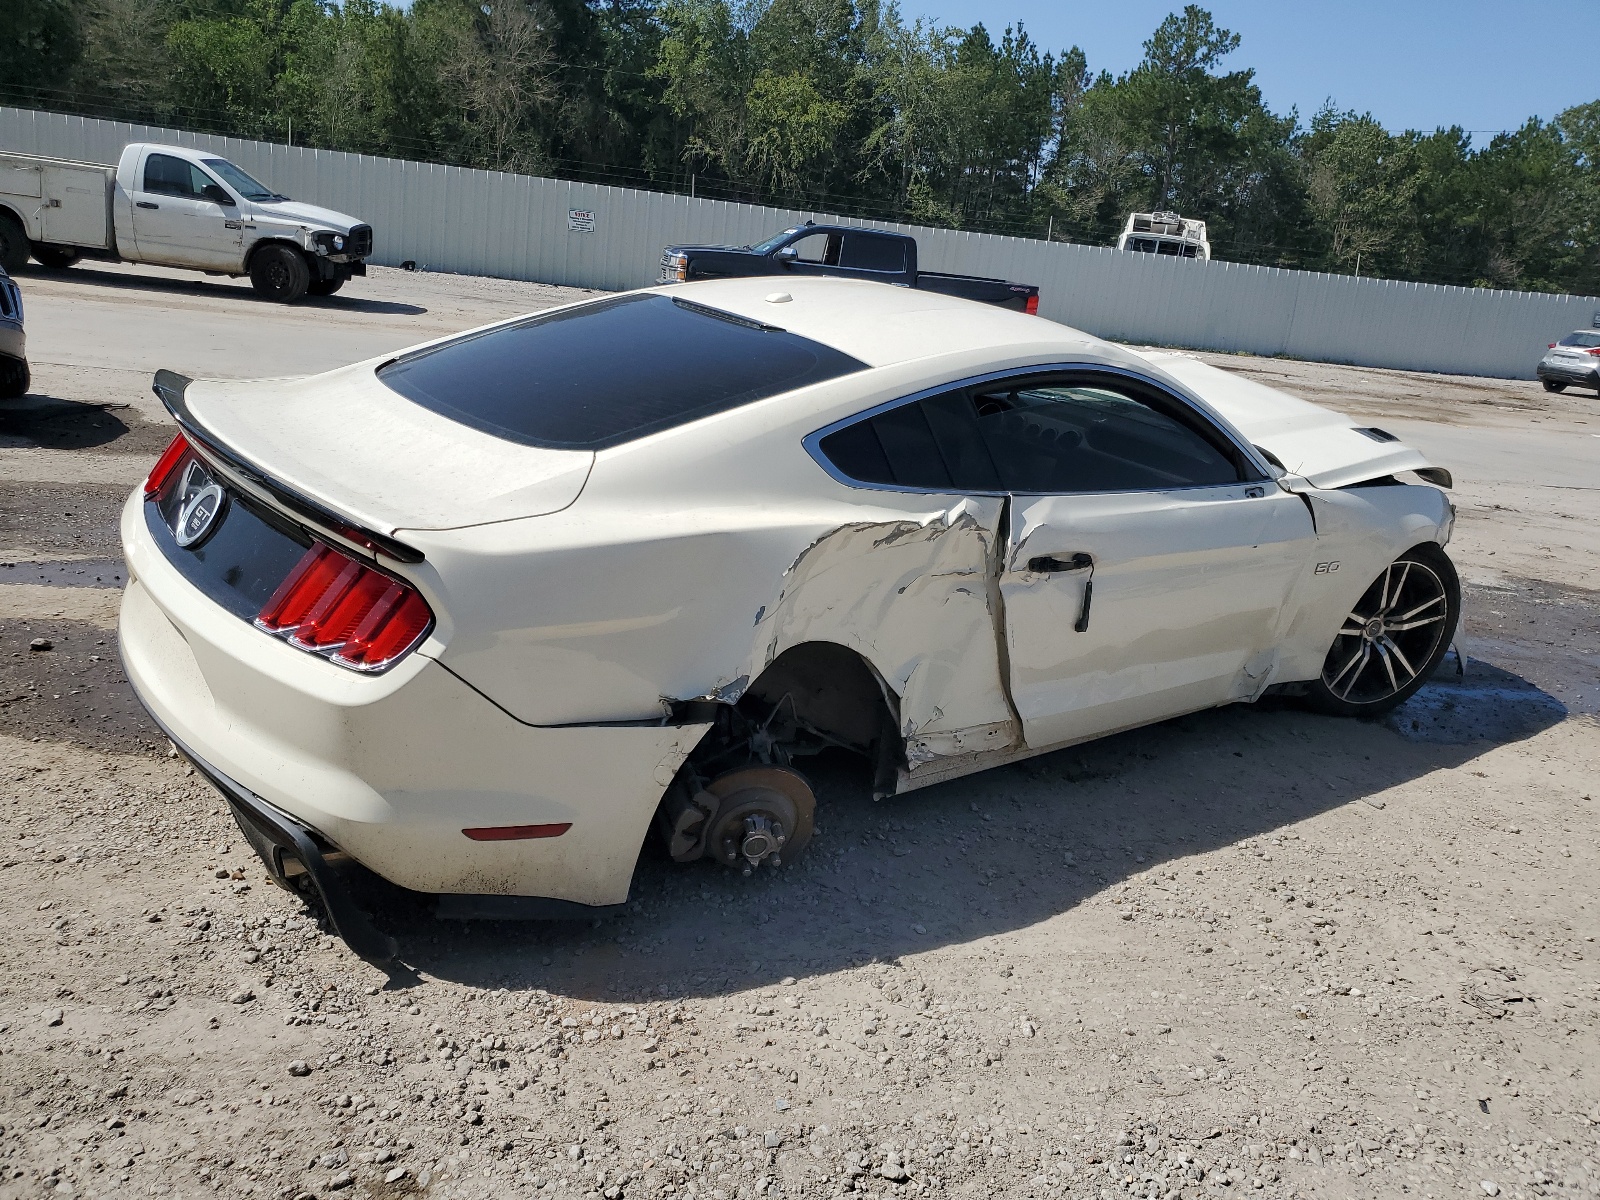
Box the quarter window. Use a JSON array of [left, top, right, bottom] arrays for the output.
[[818, 373, 1255, 494]]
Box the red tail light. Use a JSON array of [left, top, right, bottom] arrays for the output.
[[256, 542, 433, 672], [145, 433, 193, 498], [1586, 347, 1600, 358], [1024, 294, 1040, 316], [461, 823, 572, 841], [1549, 343, 1557, 348]]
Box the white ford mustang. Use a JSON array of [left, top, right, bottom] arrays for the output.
[[120, 278, 1459, 960]]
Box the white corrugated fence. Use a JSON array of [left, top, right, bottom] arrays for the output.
[[4, 105, 1597, 379]]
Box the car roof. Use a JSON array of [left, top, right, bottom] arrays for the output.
[[653, 276, 1108, 370]]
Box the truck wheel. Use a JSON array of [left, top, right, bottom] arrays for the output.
[[0, 356, 29, 401], [31, 244, 79, 270], [249, 245, 311, 303], [306, 273, 346, 297], [0, 213, 26, 274]]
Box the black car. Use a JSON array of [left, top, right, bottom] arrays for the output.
[[660, 223, 1041, 313], [0, 265, 26, 400]]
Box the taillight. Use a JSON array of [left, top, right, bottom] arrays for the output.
[[256, 542, 433, 672], [1024, 294, 1040, 316], [145, 433, 192, 498], [1586, 347, 1600, 357]]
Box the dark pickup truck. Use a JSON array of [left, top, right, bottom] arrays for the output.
[[659, 223, 1041, 314]]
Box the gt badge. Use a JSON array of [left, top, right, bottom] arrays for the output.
[[1314, 561, 1340, 575], [172, 461, 227, 548]]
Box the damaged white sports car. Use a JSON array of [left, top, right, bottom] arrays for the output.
[[121, 277, 1458, 960]]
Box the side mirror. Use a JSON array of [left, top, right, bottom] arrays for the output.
[[774, 246, 799, 262], [201, 184, 235, 206]]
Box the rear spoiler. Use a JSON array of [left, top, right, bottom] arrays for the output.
[[151, 369, 424, 564]]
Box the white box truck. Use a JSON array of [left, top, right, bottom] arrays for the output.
[[0, 142, 372, 302]]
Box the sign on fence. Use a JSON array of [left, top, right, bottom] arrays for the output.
[[568, 209, 596, 234]]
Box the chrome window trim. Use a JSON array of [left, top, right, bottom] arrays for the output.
[[803, 361, 1277, 498]]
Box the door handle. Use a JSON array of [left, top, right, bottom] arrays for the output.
[[1026, 552, 1092, 574], [136, 201, 159, 210], [1025, 552, 1095, 632]]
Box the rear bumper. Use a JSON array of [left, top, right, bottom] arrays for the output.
[[152, 713, 399, 963], [119, 488, 709, 907], [1537, 359, 1600, 385]]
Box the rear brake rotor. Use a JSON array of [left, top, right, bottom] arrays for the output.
[[702, 766, 815, 875]]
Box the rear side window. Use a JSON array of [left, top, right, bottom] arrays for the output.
[[377, 294, 867, 450], [839, 234, 907, 273], [818, 373, 1255, 494]]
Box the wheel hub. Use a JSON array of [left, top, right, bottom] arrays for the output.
[[699, 767, 816, 876], [1362, 616, 1385, 639]]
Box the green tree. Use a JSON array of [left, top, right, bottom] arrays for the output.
[[1, 0, 83, 104], [16, 0, 1600, 295], [1300, 107, 1424, 277]]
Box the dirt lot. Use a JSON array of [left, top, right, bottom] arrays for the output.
[[1, 261, 1597, 1200]]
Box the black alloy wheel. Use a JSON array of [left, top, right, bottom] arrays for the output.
[[248, 244, 311, 303], [0, 212, 26, 274], [1543, 380, 1566, 393], [1306, 546, 1459, 717]]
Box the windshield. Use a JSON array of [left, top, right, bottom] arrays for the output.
[[201, 157, 285, 202], [1557, 331, 1600, 348], [749, 229, 801, 255]]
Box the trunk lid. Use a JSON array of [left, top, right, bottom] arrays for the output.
[[1143, 353, 1447, 489], [180, 360, 594, 534]]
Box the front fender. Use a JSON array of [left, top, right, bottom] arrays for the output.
[[1276, 482, 1454, 682]]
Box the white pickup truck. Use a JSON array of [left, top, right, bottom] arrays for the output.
[[0, 142, 372, 302]]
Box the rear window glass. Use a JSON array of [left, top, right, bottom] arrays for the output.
[[839, 234, 907, 273], [377, 294, 867, 450], [1557, 332, 1600, 348]]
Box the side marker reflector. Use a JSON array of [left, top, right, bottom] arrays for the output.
[[461, 823, 572, 841]]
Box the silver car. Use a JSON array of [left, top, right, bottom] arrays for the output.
[[0, 265, 24, 400], [1536, 330, 1600, 394]]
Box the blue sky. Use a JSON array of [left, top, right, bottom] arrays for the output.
[[905, 0, 1596, 139]]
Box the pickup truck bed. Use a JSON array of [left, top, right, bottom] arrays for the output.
[[0, 153, 116, 255], [660, 224, 1040, 313]]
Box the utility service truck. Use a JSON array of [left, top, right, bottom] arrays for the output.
[[1115, 211, 1210, 261], [0, 142, 372, 302]]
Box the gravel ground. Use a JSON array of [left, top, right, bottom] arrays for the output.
[[1, 261, 1597, 1200]]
